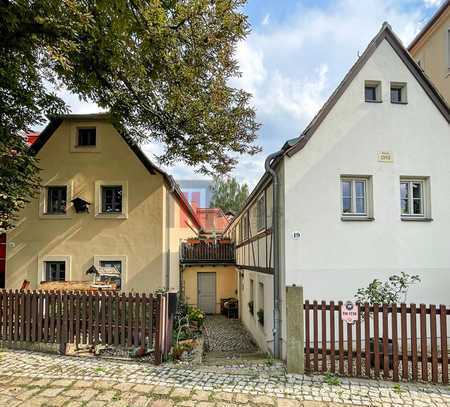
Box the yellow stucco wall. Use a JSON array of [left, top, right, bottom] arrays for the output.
[[183, 266, 238, 314], [410, 8, 450, 104], [6, 117, 196, 292]]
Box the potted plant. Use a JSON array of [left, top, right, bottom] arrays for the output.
[[257, 309, 264, 326], [248, 300, 254, 315], [186, 237, 200, 244]]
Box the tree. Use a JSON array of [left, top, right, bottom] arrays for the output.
[[210, 176, 249, 214], [0, 0, 260, 230]]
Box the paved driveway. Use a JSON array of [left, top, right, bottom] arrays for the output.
[[0, 349, 448, 406]]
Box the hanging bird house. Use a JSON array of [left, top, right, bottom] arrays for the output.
[[71, 197, 91, 213]]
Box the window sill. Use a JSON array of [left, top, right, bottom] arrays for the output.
[[95, 212, 128, 219], [40, 213, 72, 219], [391, 101, 408, 105], [341, 216, 375, 222], [365, 100, 382, 103], [401, 217, 433, 222]]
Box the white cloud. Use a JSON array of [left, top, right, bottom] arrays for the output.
[[262, 13, 270, 25], [423, 0, 443, 7], [41, 0, 433, 187]]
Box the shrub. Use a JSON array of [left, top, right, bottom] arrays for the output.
[[355, 272, 420, 305]]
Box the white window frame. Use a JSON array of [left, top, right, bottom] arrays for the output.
[[400, 177, 431, 220], [390, 82, 407, 104], [38, 255, 71, 284], [93, 255, 127, 291], [340, 176, 373, 219], [70, 122, 101, 153], [364, 80, 382, 102], [39, 180, 73, 219], [94, 180, 128, 219]]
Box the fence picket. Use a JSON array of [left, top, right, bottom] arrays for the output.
[[391, 304, 399, 382], [373, 304, 380, 378], [420, 304, 427, 381], [364, 304, 370, 378], [304, 301, 310, 372], [14, 290, 19, 342], [338, 301, 344, 375], [382, 304, 389, 379], [347, 321, 353, 377], [313, 301, 318, 372], [356, 308, 361, 377], [430, 305, 438, 384], [400, 304, 408, 380], [9, 290, 14, 341], [330, 301, 335, 373], [440, 305, 448, 384], [411, 304, 418, 381]]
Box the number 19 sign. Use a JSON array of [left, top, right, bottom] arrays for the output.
[[341, 301, 359, 324]]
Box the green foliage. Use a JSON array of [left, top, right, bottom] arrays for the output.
[[392, 383, 404, 394], [355, 272, 421, 305], [210, 176, 249, 213], [0, 133, 41, 231], [323, 372, 341, 386], [248, 300, 254, 315], [0, 0, 260, 229], [257, 308, 264, 326], [187, 306, 205, 327], [265, 352, 274, 366]]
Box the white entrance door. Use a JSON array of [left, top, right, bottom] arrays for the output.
[[197, 272, 216, 314]]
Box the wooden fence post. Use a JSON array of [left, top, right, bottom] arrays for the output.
[[154, 295, 162, 365], [286, 285, 304, 374]]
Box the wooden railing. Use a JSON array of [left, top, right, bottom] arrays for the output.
[[0, 290, 171, 364], [304, 301, 449, 384], [180, 241, 235, 264]]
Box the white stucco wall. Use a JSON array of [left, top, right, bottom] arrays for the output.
[[283, 39, 450, 306], [238, 269, 274, 353]]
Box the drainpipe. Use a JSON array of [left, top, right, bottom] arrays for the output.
[[265, 149, 284, 360]]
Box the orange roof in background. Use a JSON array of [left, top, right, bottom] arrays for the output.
[[25, 131, 40, 146], [196, 207, 230, 234]]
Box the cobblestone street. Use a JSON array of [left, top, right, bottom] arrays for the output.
[[0, 350, 448, 406]]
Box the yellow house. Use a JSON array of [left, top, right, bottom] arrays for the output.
[[6, 113, 201, 292], [408, 1, 450, 104]]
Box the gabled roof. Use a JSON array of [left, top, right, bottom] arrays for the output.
[[408, 0, 450, 52], [31, 113, 202, 231], [224, 22, 450, 234], [285, 22, 449, 157]]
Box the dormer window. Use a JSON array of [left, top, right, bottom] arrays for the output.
[[364, 81, 381, 102], [390, 82, 407, 104], [77, 128, 96, 146]]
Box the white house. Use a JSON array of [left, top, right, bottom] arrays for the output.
[[225, 23, 450, 359]]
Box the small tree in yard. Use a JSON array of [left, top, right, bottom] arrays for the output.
[[355, 272, 421, 305], [210, 176, 249, 214]]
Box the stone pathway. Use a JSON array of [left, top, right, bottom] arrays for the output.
[[0, 350, 448, 406], [203, 315, 259, 354]]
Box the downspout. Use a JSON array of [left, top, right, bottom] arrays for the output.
[[265, 150, 284, 359]]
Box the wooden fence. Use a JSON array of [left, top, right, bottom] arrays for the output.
[[180, 241, 235, 264], [0, 290, 170, 364], [304, 301, 449, 384]]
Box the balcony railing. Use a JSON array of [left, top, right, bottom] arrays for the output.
[[180, 241, 235, 264]]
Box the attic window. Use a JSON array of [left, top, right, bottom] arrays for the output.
[[77, 128, 96, 146], [390, 82, 407, 104], [364, 81, 381, 102]]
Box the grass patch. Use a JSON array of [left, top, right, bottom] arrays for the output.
[[392, 383, 404, 394], [323, 372, 341, 386]]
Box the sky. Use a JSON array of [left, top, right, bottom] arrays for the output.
[[51, 0, 444, 189]]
